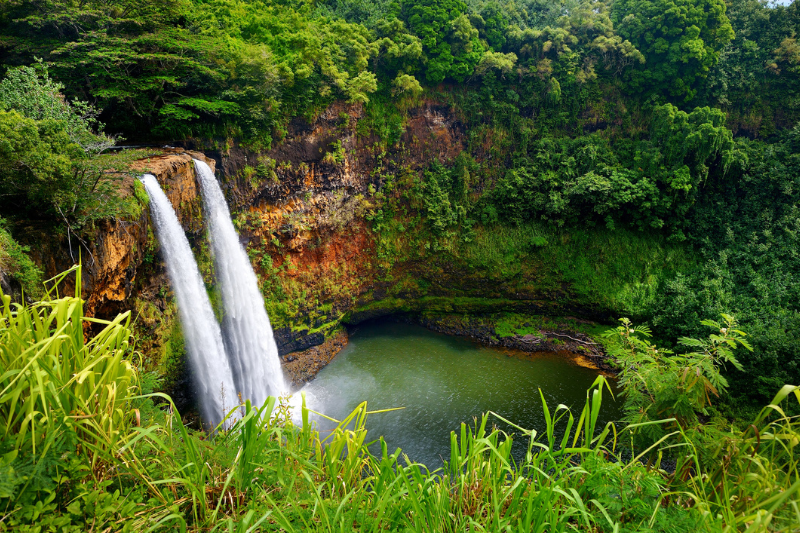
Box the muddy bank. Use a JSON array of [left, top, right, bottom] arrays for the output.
[[414, 314, 616, 372], [282, 329, 349, 387]]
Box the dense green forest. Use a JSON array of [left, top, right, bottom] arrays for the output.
[[2, 0, 798, 405], [1, 0, 800, 530]]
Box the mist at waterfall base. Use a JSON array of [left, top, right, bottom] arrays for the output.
[[140, 174, 238, 425], [193, 159, 286, 407], [298, 321, 621, 468]]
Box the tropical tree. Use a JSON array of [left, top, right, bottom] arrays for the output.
[[0, 67, 129, 245], [612, 0, 735, 101], [604, 315, 749, 440], [402, 0, 484, 83]]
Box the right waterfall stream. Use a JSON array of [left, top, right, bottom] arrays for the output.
[[194, 159, 287, 408]]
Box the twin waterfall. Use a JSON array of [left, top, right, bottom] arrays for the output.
[[141, 161, 286, 426]]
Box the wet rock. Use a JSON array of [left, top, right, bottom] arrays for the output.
[[274, 327, 325, 356], [282, 329, 348, 387]]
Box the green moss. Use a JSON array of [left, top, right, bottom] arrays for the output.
[[307, 317, 344, 336], [494, 314, 549, 338], [96, 148, 162, 171], [322, 139, 346, 165], [456, 223, 693, 318]]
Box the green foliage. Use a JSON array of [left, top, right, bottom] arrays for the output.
[[489, 105, 732, 239], [701, 0, 800, 134], [417, 154, 479, 248], [643, 104, 733, 193], [313, 0, 397, 27], [0, 109, 84, 210], [467, 0, 567, 30], [161, 318, 187, 388], [644, 122, 800, 404], [458, 223, 548, 277], [0, 67, 130, 240], [321, 139, 345, 164], [612, 0, 735, 101], [612, 332, 800, 531], [198, 2, 379, 106], [373, 17, 425, 81], [402, 0, 485, 83], [132, 179, 149, 209], [391, 72, 424, 96], [0, 64, 114, 153], [0, 220, 42, 298], [0, 267, 141, 531], [455, 222, 690, 317], [607, 315, 749, 439], [0, 0, 797, 446], [359, 95, 407, 147], [507, 0, 644, 87], [0, 266, 138, 462], [672, 384, 800, 532], [476, 2, 509, 50], [0, 0, 380, 143], [3, 282, 799, 531]]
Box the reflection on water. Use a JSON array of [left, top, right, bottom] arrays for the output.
[[298, 320, 621, 468]]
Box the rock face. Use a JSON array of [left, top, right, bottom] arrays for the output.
[[173, 100, 478, 354], [15, 148, 215, 380], [0, 270, 15, 300]]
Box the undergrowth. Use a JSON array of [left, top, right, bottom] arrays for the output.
[[0, 219, 42, 298], [459, 223, 693, 318]]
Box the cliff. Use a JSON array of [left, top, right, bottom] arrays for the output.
[[23, 150, 214, 319], [22, 101, 626, 393], [180, 100, 613, 354], [173, 100, 482, 353]]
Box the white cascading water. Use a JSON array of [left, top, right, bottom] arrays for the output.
[[193, 159, 287, 407], [140, 174, 239, 426]]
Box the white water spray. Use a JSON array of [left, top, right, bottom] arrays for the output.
[[140, 174, 238, 426], [193, 159, 287, 407]]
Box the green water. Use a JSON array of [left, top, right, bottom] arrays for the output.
[[300, 320, 621, 468]]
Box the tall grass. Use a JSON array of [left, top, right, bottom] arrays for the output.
[[0, 265, 137, 469], [1, 274, 798, 531], [668, 385, 800, 531], [105, 376, 684, 532]]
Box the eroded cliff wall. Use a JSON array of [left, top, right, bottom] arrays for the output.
[[31, 101, 619, 392], [175, 100, 478, 353], [182, 101, 612, 352]]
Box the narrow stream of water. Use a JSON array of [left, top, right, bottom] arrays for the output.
[[300, 320, 622, 468]]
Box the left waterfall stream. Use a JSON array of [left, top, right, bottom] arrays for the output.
[[140, 174, 239, 427]]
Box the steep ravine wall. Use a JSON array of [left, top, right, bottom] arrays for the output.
[[180, 101, 614, 350], [174, 100, 480, 353], [30, 101, 615, 393]]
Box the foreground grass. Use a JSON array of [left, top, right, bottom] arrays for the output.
[[1, 271, 799, 532]]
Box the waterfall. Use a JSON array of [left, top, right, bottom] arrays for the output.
[[193, 159, 286, 407], [140, 174, 238, 426]]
